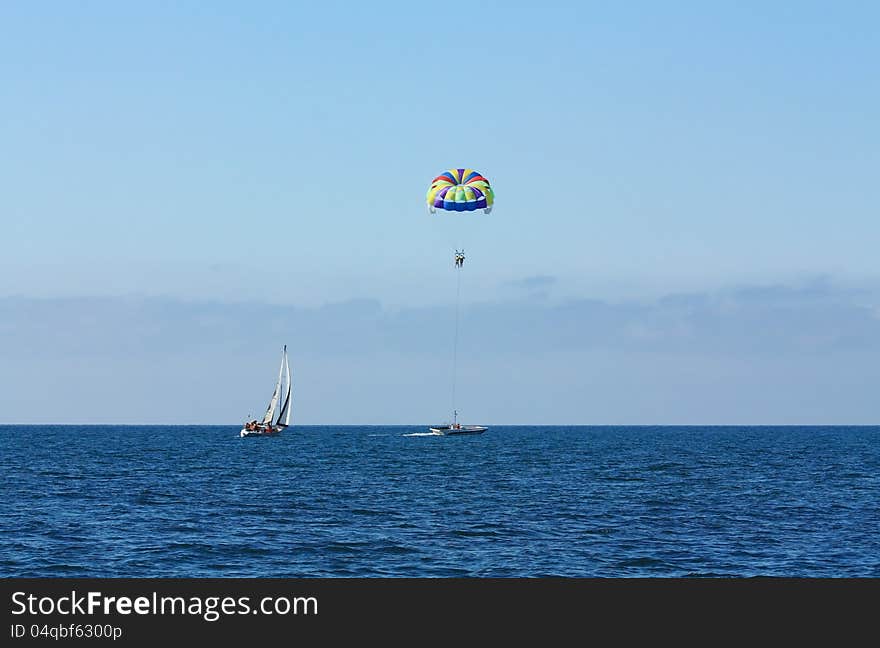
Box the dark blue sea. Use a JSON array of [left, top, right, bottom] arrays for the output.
[[1, 426, 878, 577]]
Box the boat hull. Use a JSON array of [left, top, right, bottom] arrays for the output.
[[240, 427, 282, 438], [429, 425, 488, 436]]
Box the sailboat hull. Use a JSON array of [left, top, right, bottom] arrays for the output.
[[428, 425, 488, 436], [240, 428, 281, 438]]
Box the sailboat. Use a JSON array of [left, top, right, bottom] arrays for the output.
[[240, 345, 292, 438], [429, 410, 487, 436]]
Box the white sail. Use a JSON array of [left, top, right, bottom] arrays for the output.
[[261, 347, 285, 425], [275, 346, 292, 427]]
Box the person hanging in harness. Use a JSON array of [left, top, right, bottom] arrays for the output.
[[454, 250, 465, 268]]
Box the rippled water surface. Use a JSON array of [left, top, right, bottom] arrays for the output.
[[1, 426, 878, 577]]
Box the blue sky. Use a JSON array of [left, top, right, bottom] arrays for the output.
[[1, 2, 878, 423]]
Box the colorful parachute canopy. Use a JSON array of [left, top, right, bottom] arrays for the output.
[[426, 168, 494, 214]]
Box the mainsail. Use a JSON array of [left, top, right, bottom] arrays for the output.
[[275, 346, 292, 428], [261, 346, 285, 425]]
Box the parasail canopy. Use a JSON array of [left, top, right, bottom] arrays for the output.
[[426, 168, 494, 214]]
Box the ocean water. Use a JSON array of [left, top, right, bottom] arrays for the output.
[[1, 425, 878, 577]]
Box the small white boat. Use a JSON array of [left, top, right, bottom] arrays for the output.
[[429, 410, 487, 435], [241, 345, 292, 438]]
